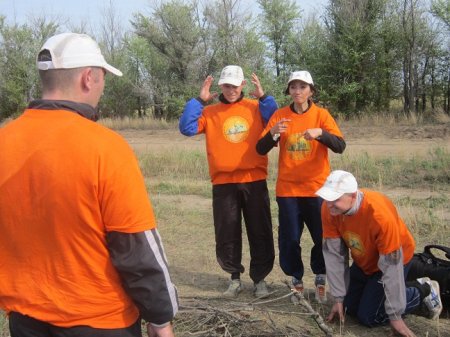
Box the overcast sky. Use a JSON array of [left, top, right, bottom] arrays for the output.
[[0, 0, 328, 32]]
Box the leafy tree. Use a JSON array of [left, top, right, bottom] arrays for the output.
[[323, 0, 388, 115], [132, 0, 203, 118], [97, 1, 140, 118], [257, 0, 300, 77], [133, 0, 201, 84], [0, 19, 58, 121], [284, 15, 330, 105], [431, 0, 450, 28], [203, 0, 265, 71]]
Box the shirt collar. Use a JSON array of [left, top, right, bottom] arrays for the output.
[[28, 100, 99, 121]]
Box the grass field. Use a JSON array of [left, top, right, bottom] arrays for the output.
[[124, 119, 449, 337], [1, 116, 449, 336]]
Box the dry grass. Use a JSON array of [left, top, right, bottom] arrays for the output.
[[0, 115, 449, 337], [99, 115, 176, 130]]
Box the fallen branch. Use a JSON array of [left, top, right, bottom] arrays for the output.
[[283, 280, 334, 337], [248, 291, 294, 305]]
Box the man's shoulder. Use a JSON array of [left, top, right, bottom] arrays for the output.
[[72, 117, 132, 152], [361, 189, 390, 204], [361, 189, 397, 218]]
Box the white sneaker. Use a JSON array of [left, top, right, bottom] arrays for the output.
[[254, 280, 269, 298], [418, 277, 443, 320], [223, 279, 242, 298]]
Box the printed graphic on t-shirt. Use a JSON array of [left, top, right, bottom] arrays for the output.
[[286, 133, 311, 160], [223, 116, 249, 143], [343, 231, 365, 257]]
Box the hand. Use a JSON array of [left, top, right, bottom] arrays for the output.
[[303, 128, 322, 140], [389, 319, 417, 337], [326, 302, 345, 324], [270, 118, 291, 136], [147, 323, 175, 337], [249, 73, 264, 99], [199, 75, 218, 102]]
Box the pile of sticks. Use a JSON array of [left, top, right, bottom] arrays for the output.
[[173, 282, 334, 337]]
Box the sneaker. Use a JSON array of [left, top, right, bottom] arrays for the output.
[[418, 277, 443, 320], [223, 279, 242, 298], [291, 277, 304, 294], [315, 274, 327, 303], [254, 280, 269, 298], [290, 277, 304, 304], [315, 284, 327, 303]]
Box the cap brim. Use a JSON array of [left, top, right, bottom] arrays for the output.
[[315, 186, 343, 201], [103, 63, 123, 77]]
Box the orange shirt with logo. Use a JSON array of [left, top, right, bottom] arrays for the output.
[[321, 189, 415, 275], [198, 99, 268, 185], [0, 109, 156, 328], [262, 103, 343, 196]]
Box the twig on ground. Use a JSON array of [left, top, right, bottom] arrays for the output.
[[283, 280, 334, 337], [248, 292, 294, 305]]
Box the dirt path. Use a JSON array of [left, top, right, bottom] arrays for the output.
[[120, 123, 450, 158]]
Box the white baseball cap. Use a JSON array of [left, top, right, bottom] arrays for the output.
[[316, 170, 358, 201], [285, 70, 314, 94], [37, 32, 123, 76], [217, 65, 244, 86]]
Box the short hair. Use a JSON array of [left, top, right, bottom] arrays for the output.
[[39, 68, 83, 94]]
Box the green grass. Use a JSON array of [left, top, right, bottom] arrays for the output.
[[1, 119, 448, 336], [138, 145, 450, 193], [138, 144, 449, 252], [330, 147, 450, 190]]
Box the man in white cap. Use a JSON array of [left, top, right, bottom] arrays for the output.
[[316, 170, 442, 337], [0, 33, 178, 337], [179, 65, 277, 298]]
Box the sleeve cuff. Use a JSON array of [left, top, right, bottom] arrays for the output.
[[388, 313, 403, 321], [195, 97, 207, 106], [258, 94, 268, 101], [149, 321, 172, 328], [334, 296, 345, 303]]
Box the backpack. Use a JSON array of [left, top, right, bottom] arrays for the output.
[[406, 244, 450, 309]]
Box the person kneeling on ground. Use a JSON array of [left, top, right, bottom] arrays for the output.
[[316, 170, 443, 337]]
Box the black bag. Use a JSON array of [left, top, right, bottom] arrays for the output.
[[406, 244, 450, 308]]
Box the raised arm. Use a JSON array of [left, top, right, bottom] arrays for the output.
[[249, 73, 278, 123], [179, 75, 218, 136]]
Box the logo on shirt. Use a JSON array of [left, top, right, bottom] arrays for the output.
[[343, 231, 365, 257], [286, 133, 311, 160], [223, 116, 249, 143]]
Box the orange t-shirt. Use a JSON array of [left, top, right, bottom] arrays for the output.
[[198, 99, 268, 184], [321, 189, 416, 275], [0, 109, 156, 328], [263, 103, 343, 196]]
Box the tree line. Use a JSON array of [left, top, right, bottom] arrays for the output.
[[0, 0, 449, 122]]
